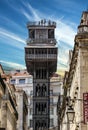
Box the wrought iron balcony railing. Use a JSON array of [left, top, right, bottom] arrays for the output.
[[50, 92, 60, 96], [26, 38, 56, 45], [25, 54, 57, 60], [50, 102, 57, 106], [27, 20, 56, 27]]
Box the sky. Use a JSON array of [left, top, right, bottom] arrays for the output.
[[0, 0, 88, 74]]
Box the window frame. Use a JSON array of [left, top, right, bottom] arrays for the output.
[[19, 78, 25, 84], [30, 119, 33, 127], [10, 79, 16, 84], [50, 118, 53, 127]]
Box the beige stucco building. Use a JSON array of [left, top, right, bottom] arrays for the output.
[[9, 70, 29, 130], [10, 70, 32, 130], [60, 10, 88, 130], [0, 64, 18, 130], [15, 89, 28, 130]]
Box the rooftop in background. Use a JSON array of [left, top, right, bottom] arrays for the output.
[[27, 19, 56, 28], [50, 72, 63, 81], [10, 70, 62, 78], [9, 69, 32, 77]]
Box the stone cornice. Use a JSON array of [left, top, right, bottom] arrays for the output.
[[67, 41, 79, 89]]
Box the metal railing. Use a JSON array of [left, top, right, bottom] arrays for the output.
[[50, 82, 61, 86], [53, 93, 59, 96], [50, 102, 57, 106], [26, 54, 57, 59], [26, 38, 56, 45], [27, 20, 56, 27]]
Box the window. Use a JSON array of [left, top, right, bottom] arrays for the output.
[[50, 98, 53, 104], [50, 108, 53, 115], [30, 99, 33, 105], [50, 119, 53, 127], [29, 29, 35, 38], [28, 78, 32, 83], [30, 120, 33, 127], [19, 79, 25, 84], [50, 90, 53, 96], [30, 108, 33, 115], [48, 29, 54, 38], [11, 79, 15, 84], [30, 91, 33, 96]]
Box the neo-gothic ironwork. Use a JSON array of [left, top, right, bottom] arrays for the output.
[[25, 19, 58, 130]]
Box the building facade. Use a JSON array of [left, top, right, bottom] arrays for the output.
[[60, 10, 88, 130], [0, 64, 18, 130], [10, 70, 32, 130], [15, 89, 28, 130], [50, 74, 63, 130], [25, 19, 58, 130]]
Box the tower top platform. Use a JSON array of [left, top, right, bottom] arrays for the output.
[[27, 19, 56, 28]]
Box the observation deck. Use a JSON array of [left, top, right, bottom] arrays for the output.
[[27, 19, 56, 28]]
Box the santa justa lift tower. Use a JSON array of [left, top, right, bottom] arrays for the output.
[[25, 19, 58, 130]]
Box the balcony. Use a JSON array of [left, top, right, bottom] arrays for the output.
[[27, 20, 56, 27], [50, 102, 57, 106], [33, 114, 49, 118], [50, 82, 61, 87], [78, 25, 88, 34], [50, 92, 60, 96], [26, 38, 56, 45], [25, 54, 57, 60], [53, 92, 60, 96]]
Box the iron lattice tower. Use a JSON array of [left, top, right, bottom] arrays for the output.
[[25, 19, 58, 130]]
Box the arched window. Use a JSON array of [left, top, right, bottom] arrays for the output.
[[36, 84, 40, 96], [42, 84, 47, 96]]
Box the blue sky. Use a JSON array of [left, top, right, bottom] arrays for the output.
[[0, 0, 88, 73]]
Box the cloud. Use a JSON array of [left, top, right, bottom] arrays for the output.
[[57, 51, 68, 71], [58, 64, 67, 71], [0, 28, 25, 44], [55, 20, 76, 46], [0, 60, 25, 69], [7, 0, 41, 21], [21, 9, 32, 20], [0, 1, 77, 72], [0, 16, 25, 34], [22, 2, 40, 21]]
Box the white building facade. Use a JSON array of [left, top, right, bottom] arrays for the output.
[[50, 74, 63, 129], [10, 70, 33, 130]]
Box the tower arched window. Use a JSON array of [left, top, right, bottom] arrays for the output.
[[36, 84, 40, 96], [42, 84, 47, 96]]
